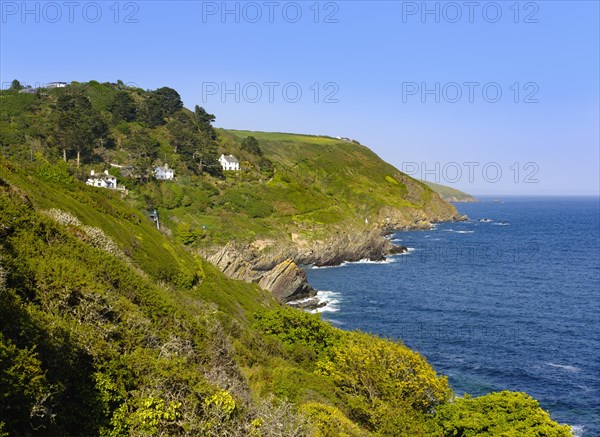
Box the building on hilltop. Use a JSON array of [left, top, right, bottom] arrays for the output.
[[45, 82, 68, 89], [219, 154, 240, 171], [86, 170, 118, 189], [154, 164, 175, 180]]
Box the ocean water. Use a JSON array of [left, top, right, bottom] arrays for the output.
[[306, 197, 600, 436]]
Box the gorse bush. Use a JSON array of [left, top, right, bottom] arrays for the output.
[[429, 391, 572, 436], [253, 307, 341, 358]]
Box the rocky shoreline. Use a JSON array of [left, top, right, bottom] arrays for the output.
[[200, 210, 466, 310]]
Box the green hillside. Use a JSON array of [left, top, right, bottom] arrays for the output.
[[422, 180, 478, 203], [0, 81, 571, 436], [0, 157, 571, 437], [0, 82, 458, 251]]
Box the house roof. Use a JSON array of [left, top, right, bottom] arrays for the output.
[[221, 154, 239, 164]]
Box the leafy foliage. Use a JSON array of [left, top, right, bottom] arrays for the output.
[[429, 391, 572, 436], [241, 136, 263, 156], [253, 307, 340, 357], [316, 332, 451, 433], [108, 91, 137, 123], [142, 87, 182, 127], [54, 92, 107, 165]]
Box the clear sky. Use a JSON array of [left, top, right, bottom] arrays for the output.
[[1, 1, 599, 195]]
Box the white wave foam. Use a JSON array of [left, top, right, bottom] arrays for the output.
[[341, 257, 396, 266], [455, 230, 475, 234], [310, 290, 342, 313], [493, 222, 510, 226], [397, 247, 416, 255], [571, 425, 585, 437], [310, 264, 343, 270], [546, 362, 581, 372]]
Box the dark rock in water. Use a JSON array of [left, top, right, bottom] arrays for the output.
[[389, 244, 408, 255], [288, 297, 326, 311]]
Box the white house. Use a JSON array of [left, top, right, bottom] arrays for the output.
[[154, 164, 175, 180], [45, 82, 68, 89], [86, 170, 118, 189], [219, 154, 240, 171]]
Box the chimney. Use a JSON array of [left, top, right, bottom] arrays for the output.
[[90, 170, 95, 176]]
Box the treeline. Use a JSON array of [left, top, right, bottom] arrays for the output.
[[0, 80, 271, 182]]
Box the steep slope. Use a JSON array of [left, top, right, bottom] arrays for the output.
[[197, 130, 464, 300], [0, 158, 572, 437], [0, 84, 464, 301]]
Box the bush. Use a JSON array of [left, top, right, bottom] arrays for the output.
[[0, 334, 52, 435], [253, 307, 341, 358], [36, 159, 74, 184], [429, 391, 572, 436], [300, 402, 369, 436], [316, 332, 450, 433]]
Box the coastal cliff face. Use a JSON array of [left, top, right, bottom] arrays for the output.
[[198, 131, 467, 303], [202, 202, 464, 303]]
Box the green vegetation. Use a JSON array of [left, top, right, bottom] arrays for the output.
[[430, 391, 572, 436], [1, 82, 456, 249], [0, 81, 571, 435], [422, 180, 478, 203]]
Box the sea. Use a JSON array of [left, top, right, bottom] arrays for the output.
[[305, 197, 600, 436]]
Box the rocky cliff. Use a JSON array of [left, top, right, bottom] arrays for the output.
[[202, 204, 465, 305]]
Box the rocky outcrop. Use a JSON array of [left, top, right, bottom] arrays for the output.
[[201, 203, 466, 305], [258, 259, 315, 302], [202, 229, 408, 304]]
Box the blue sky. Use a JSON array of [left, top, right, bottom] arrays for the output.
[[1, 1, 598, 195]]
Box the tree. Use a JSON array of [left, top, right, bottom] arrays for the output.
[[193, 106, 217, 140], [154, 87, 183, 116], [54, 94, 107, 166], [123, 131, 159, 180], [166, 110, 222, 177], [9, 80, 23, 91], [109, 91, 137, 123], [142, 88, 183, 128], [241, 136, 262, 156]]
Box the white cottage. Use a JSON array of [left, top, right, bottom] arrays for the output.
[[154, 164, 175, 180], [46, 82, 68, 89], [86, 170, 118, 189], [219, 154, 240, 171]]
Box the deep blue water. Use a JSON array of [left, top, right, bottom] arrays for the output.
[[305, 197, 600, 436]]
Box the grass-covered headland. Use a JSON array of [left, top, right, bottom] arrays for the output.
[[0, 80, 571, 435]]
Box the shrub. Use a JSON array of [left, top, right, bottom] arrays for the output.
[[316, 332, 450, 432], [253, 307, 341, 358], [299, 402, 369, 437], [429, 391, 572, 436]]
